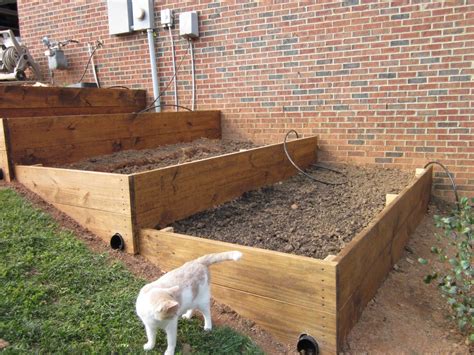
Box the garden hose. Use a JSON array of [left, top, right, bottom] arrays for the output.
[[283, 130, 348, 186], [423, 161, 460, 208]]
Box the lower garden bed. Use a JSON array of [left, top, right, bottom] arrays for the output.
[[173, 163, 413, 259]]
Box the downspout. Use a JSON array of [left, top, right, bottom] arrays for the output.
[[146, 28, 161, 112]]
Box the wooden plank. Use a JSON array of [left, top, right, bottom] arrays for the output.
[[15, 165, 137, 253], [336, 195, 429, 345], [7, 111, 221, 165], [0, 106, 145, 117], [0, 119, 11, 181], [0, 86, 146, 113], [133, 136, 317, 228], [335, 167, 432, 348], [139, 228, 337, 353]]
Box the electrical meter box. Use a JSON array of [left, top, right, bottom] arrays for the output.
[[107, 0, 133, 35], [132, 0, 155, 31], [179, 11, 199, 39]]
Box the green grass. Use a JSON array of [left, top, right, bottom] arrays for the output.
[[0, 188, 263, 354]]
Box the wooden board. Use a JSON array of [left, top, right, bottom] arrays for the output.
[[15, 165, 137, 253], [139, 228, 338, 354], [7, 111, 221, 165], [0, 119, 11, 181], [335, 167, 433, 347], [0, 86, 146, 117], [132, 136, 317, 229]]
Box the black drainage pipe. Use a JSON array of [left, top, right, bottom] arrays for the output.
[[0, 168, 3, 180], [110, 233, 125, 251], [297, 334, 319, 355]]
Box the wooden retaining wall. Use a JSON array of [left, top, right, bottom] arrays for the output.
[[131, 136, 318, 229], [334, 166, 433, 348], [0, 86, 146, 117], [139, 228, 338, 352], [1, 111, 221, 179], [15, 165, 137, 253]]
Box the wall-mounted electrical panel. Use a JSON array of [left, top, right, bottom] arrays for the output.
[[107, 0, 133, 35], [132, 0, 154, 31], [107, 0, 154, 35], [179, 11, 199, 39]]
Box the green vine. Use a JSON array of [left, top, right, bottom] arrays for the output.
[[419, 197, 473, 343]]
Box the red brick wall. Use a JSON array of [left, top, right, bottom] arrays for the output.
[[17, 0, 474, 200]]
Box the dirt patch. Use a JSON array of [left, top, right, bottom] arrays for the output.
[[173, 163, 414, 259], [59, 138, 257, 174]]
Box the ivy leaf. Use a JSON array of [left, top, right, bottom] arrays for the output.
[[418, 258, 428, 265]]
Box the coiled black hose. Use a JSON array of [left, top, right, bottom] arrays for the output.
[[283, 130, 348, 186]]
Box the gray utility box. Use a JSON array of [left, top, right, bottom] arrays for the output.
[[107, 0, 133, 35], [107, 0, 154, 35], [47, 49, 68, 70]]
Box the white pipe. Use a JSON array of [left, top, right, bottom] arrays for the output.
[[168, 26, 178, 111], [189, 39, 195, 111], [147, 28, 161, 112], [87, 43, 100, 88]]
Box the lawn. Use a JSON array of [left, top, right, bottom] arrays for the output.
[[0, 188, 262, 354]]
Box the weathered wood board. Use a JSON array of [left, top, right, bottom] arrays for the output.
[[139, 228, 338, 353], [334, 166, 433, 347], [132, 136, 318, 229], [0, 119, 11, 181], [14, 165, 137, 253], [6, 111, 221, 165], [0, 86, 146, 117]]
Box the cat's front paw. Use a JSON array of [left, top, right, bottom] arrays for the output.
[[164, 348, 175, 355], [204, 325, 212, 332], [143, 342, 154, 351]]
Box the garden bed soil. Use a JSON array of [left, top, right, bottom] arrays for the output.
[[172, 163, 414, 259], [59, 138, 257, 174]]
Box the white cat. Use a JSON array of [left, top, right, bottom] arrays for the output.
[[136, 251, 242, 354]]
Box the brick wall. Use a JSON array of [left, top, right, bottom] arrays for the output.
[[17, 0, 474, 200]]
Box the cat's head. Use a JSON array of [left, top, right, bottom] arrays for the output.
[[152, 286, 180, 320]]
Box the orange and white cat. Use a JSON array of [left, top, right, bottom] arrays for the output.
[[136, 251, 242, 354]]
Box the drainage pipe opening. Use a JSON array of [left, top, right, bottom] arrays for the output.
[[297, 334, 319, 355], [110, 233, 125, 251]]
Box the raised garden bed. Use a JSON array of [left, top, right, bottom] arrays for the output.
[[0, 91, 433, 353], [172, 163, 413, 259], [57, 138, 258, 174]]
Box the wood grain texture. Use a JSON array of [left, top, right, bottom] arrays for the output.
[[15, 165, 136, 253], [0, 119, 11, 181], [139, 228, 338, 353], [0, 86, 146, 116], [132, 136, 317, 228], [7, 111, 221, 165], [335, 167, 433, 347]]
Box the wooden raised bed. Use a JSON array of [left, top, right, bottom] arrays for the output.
[[1, 104, 433, 353], [0, 85, 146, 117]]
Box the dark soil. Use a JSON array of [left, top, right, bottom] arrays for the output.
[[172, 163, 414, 259], [60, 138, 257, 174]]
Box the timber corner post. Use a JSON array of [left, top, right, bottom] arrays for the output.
[[0, 118, 13, 182]]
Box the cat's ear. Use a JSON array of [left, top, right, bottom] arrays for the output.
[[162, 285, 180, 293], [163, 300, 179, 313]]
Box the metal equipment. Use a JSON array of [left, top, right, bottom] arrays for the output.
[[0, 29, 41, 81], [42, 36, 79, 71]]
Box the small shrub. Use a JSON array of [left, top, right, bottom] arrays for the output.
[[419, 197, 473, 343]]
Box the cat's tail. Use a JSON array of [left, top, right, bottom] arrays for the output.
[[196, 251, 242, 266]]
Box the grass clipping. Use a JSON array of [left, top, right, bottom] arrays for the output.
[[0, 189, 262, 354]]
